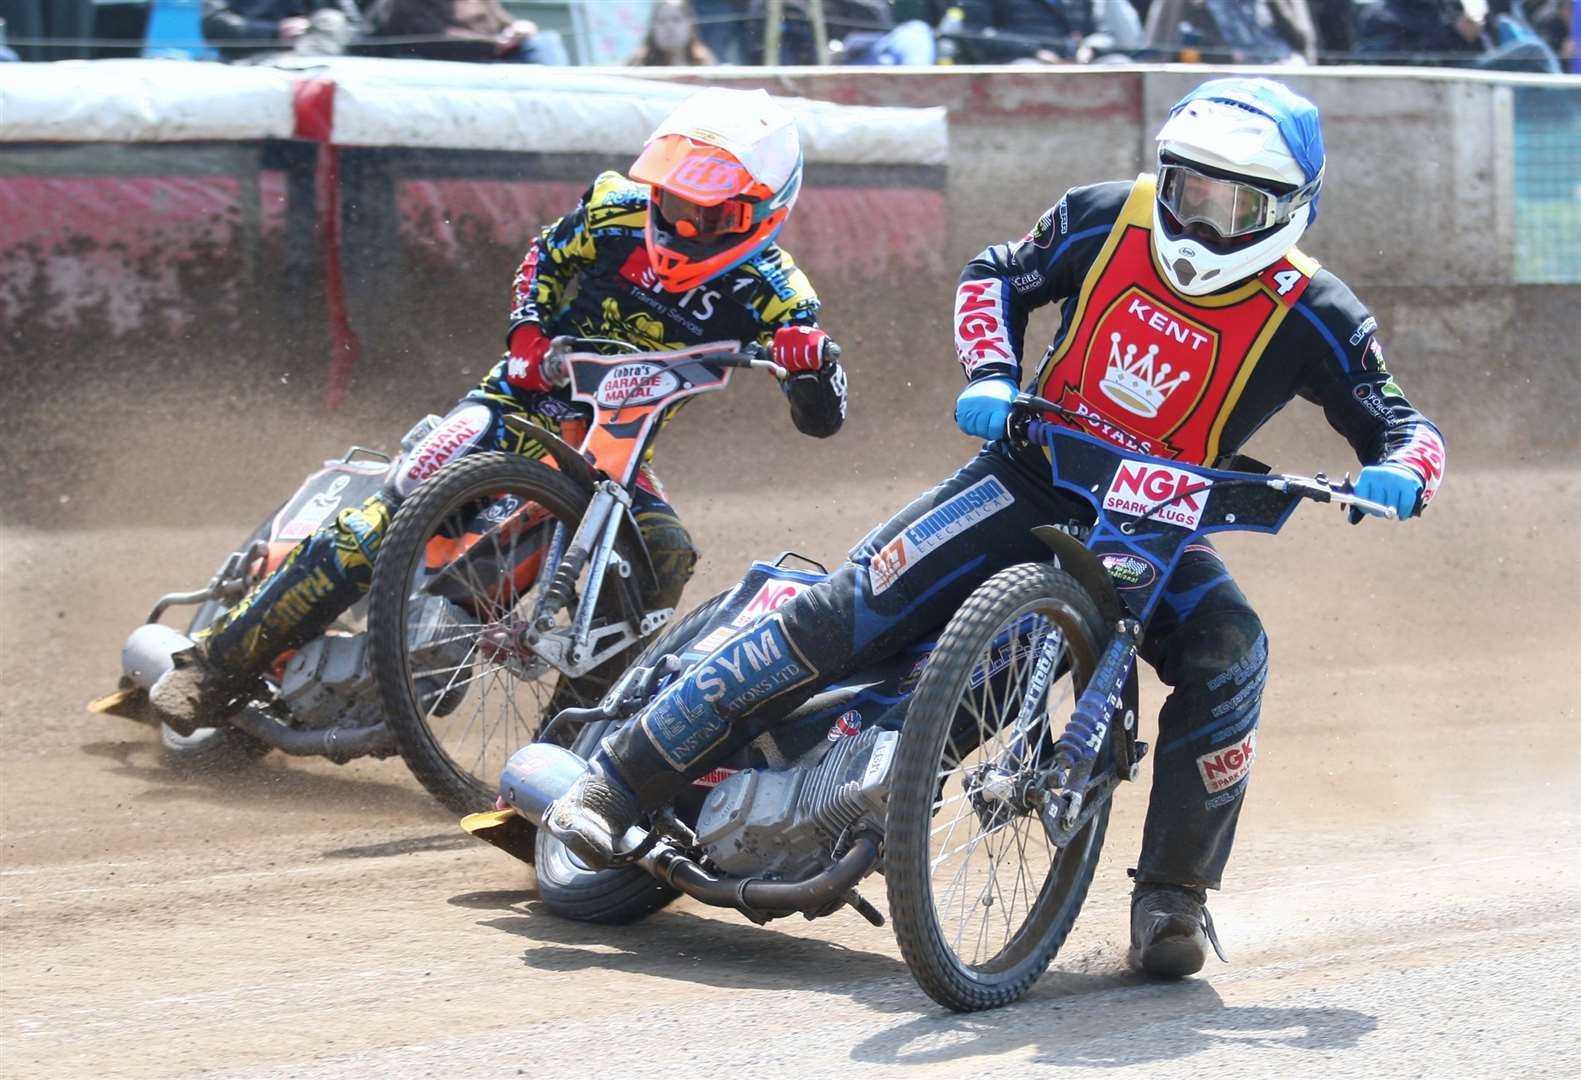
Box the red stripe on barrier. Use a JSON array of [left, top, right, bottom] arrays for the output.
[[293, 77, 360, 410], [293, 76, 336, 142]]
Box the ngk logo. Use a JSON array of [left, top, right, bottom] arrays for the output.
[[1196, 732, 1255, 794], [1102, 460, 1211, 530], [954, 279, 1012, 372], [733, 580, 809, 626]]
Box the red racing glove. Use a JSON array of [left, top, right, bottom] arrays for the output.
[[504, 324, 553, 392], [772, 325, 830, 374]]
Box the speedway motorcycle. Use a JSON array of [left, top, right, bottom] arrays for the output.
[[464, 396, 1397, 1011], [90, 337, 799, 816]]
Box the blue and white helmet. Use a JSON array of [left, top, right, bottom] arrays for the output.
[[1152, 78, 1326, 297]]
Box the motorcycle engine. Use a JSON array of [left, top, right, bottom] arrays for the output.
[[277, 594, 471, 728], [692, 726, 899, 880], [277, 632, 382, 728]]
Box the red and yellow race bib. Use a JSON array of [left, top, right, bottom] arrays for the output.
[[1036, 177, 1317, 465]]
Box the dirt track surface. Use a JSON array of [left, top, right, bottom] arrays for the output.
[[4, 449, 1579, 1076]]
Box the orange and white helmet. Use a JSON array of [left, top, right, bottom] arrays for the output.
[[630, 88, 803, 294]]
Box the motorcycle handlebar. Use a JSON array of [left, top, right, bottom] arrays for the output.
[[545, 336, 842, 388], [1009, 393, 1401, 521]]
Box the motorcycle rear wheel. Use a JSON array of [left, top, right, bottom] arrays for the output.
[[886, 562, 1111, 1012], [534, 588, 730, 925], [369, 453, 645, 817]]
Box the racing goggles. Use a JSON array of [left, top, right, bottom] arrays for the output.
[[655, 188, 753, 239], [1158, 161, 1317, 240]]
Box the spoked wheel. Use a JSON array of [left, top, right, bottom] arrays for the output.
[[369, 452, 640, 816], [887, 563, 1112, 1012]]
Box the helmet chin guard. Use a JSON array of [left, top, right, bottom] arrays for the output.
[[1150, 78, 1325, 297], [1152, 200, 1311, 297]]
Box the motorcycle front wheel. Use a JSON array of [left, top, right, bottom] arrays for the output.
[[369, 452, 644, 816], [886, 562, 1112, 1012]]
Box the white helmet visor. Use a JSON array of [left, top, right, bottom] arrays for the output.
[[1158, 162, 1315, 242]]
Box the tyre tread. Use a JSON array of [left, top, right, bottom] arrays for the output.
[[886, 562, 1110, 1012]]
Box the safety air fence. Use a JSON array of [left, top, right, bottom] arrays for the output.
[[1, 62, 1576, 466]]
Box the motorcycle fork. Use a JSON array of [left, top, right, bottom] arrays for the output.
[[1037, 621, 1146, 845], [524, 481, 656, 675]]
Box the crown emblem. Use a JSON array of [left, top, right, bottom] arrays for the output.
[[1099, 332, 1191, 418]]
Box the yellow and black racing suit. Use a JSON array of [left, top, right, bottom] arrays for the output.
[[196, 171, 847, 704]]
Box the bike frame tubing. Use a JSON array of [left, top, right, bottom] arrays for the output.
[[569, 480, 632, 664]]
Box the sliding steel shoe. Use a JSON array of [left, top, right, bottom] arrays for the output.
[[147, 646, 238, 738]]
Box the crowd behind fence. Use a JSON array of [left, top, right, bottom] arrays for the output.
[[1, 1, 1575, 285], [0, 0, 1574, 71]]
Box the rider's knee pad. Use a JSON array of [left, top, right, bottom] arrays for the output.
[[633, 506, 698, 609], [327, 491, 395, 585], [1184, 609, 1266, 680], [621, 613, 821, 777], [1164, 610, 1268, 749]]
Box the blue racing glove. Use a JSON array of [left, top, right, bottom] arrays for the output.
[[1351, 464, 1422, 522], [954, 377, 1019, 441]]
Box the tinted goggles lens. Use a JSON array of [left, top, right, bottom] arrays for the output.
[[1158, 163, 1278, 240], [656, 188, 751, 238]]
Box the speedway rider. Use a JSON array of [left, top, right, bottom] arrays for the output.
[[151, 87, 848, 733], [544, 78, 1446, 979]]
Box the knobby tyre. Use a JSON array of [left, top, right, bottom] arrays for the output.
[[886, 562, 1111, 1012], [534, 588, 732, 925], [369, 452, 640, 816]]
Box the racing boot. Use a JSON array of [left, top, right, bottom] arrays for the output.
[[151, 493, 393, 736], [1128, 883, 1226, 978], [543, 762, 640, 868], [147, 645, 242, 737]]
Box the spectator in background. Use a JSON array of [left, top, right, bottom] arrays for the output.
[[1305, 0, 1353, 58], [752, 0, 925, 63], [692, 0, 752, 62], [952, 0, 1143, 63], [364, 0, 570, 64], [1508, 0, 1571, 59], [628, 0, 718, 65], [956, 0, 1091, 61], [1356, 0, 1560, 70], [1571, 0, 1579, 71], [1356, 0, 1490, 62], [833, 0, 940, 61], [1143, 0, 1317, 63], [202, 0, 360, 60]]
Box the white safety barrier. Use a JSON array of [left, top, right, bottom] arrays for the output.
[[0, 57, 948, 167]]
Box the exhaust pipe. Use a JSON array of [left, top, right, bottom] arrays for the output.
[[498, 742, 652, 853], [643, 836, 880, 923], [497, 743, 880, 922], [225, 711, 397, 763], [88, 623, 196, 722]]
